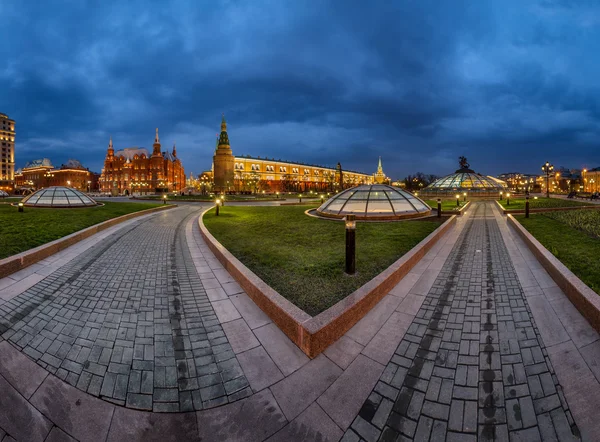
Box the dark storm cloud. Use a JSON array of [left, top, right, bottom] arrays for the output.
[[2, 0, 599, 178]]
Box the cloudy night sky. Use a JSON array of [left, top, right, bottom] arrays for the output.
[[2, 0, 600, 179]]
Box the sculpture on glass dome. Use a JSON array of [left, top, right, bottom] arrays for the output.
[[459, 156, 470, 170]]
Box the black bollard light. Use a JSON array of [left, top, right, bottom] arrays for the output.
[[525, 195, 530, 218], [507, 193, 510, 206], [215, 199, 221, 216], [276, 192, 279, 199], [456, 194, 460, 207], [18, 202, 23, 213], [221, 194, 225, 206], [299, 194, 302, 203], [437, 198, 441, 218], [321, 195, 325, 204], [499, 191, 503, 201], [163, 194, 167, 204], [345, 214, 356, 275], [463, 192, 467, 202]]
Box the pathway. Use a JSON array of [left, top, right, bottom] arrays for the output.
[[0, 202, 598, 441], [343, 202, 579, 441]]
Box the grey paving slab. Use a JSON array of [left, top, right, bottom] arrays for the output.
[[324, 335, 364, 370], [549, 298, 600, 349], [237, 346, 284, 392], [222, 318, 260, 354], [0, 341, 48, 399], [229, 293, 272, 330], [361, 311, 413, 365], [196, 389, 287, 442], [44, 427, 78, 442], [30, 375, 115, 442], [342, 202, 580, 442], [267, 403, 343, 442], [270, 354, 342, 421], [253, 322, 309, 376], [580, 340, 600, 384], [346, 295, 403, 346], [106, 407, 199, 442], [0, 374, 52, 442], [317, 354, 385, 430], [212, 299, 242, 323], [527, 296, 571, 347]]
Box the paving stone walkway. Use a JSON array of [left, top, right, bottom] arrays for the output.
[[344, 202, 580, 441], [0, 201, 598, 441], [0, 206, 250, 412]]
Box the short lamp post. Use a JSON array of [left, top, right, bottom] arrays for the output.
[[215, 199, 221, 216], [18, 202, 23, 213], [437, 198, 441, 218], [345, 214, 356, 275], [499, 191, 503, 201], [299, 194, 302, 203], [163, 194, 167, 204], [276, 191, 279, 199], [525, 195, 530, 218], [506, 193, 510, 206], [456, 194, 460, 207], [221, 194, 225, 206], [463, 192, 467, 202], [320, 195, 325, 204]]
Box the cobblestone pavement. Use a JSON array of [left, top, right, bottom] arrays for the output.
[[0, 206, 251, 412], [344, 202, 580, 441]]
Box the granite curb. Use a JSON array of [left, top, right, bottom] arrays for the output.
[[507, 213, 600, 334], [198, 205, 457, 358], [0, 204, 176, 279], [496, 199, 599, 215]]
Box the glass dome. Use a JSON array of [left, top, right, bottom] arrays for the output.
[[21, 186, 98, 208], [316, 184, 431, 220], [425, 171, 506, 190], [0, 190, 8, 197]]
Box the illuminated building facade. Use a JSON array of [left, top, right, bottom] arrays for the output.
[[373, 156, 388, 184], [15, 158, 99, 192], [211, 117, 373, 193], [99, 129, 185, 195], [0, 113, 15, 192]]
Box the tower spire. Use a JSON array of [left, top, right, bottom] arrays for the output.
[[172, 141, 177, 157], [107, 135, 114, 158], [377, 156, 383, 173], [152, 127, 162, 156]]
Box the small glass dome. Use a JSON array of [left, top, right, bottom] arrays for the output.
[[0, 190, 8, 197], [316, 184, 431, 220], [21, 187, 98, 208]]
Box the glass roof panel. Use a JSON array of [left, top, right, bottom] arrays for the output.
[[316, 184, 430, 219], [22, 186, 98, 208]]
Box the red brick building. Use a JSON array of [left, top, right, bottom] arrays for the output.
[[99, 129, 185, 195], [15, 158, 99, 192]]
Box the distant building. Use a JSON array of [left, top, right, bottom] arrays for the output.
[[15, 158, 99, 192], [373, 156, 388, 184], [0, 113, 15, 192], [99, 128, 185, 195], [497, 173, 538, 192], [210, 116, 373, 193]]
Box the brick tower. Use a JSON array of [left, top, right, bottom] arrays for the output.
[[213, 115, 234, 193]]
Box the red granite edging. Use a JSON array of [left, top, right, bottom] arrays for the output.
[[199, 206, 457, 358], [507, 214, 600, 333], [0, 205, 176, 279], [496, 199, 598, 215]]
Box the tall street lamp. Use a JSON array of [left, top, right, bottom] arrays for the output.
[[541, 161, 554, 198]]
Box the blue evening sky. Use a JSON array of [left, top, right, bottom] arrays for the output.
[[2, 0, 600, 178]]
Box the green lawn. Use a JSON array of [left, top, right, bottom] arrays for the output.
[[203, 205, 443, 315], [516, 211, 600, 294], [424, 200, 466, 211], [499, 197, 591, 210], [0, 201, 162, 259]]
